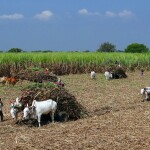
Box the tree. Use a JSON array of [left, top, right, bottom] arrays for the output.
[[97, 42, 117, 52], [8, 48, 23, 53], [125, 43, 149, 53], [83, 50, 90, 52]]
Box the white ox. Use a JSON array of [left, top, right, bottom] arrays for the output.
[[29, 99, 57, 127]]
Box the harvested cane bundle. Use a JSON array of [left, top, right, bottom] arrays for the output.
[[114, 67, 127, 78], [20, 85, 89, 123], [16, 69, 58, 83]]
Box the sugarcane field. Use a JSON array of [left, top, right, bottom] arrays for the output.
[[0, 60, 150, 150], [2, 0, 150, 149]]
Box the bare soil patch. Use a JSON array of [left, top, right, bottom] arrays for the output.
[[0, 71, 150, 150]]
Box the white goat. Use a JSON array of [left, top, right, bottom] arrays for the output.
[[30, 99, 57, 127], [10, 97, 22, 120], [141, 87, 150, 95], [140, 87, 150, 101], [14, 97, 20, 105], [23, 104, 30, 120], [90, 71, 96, 79], [10, 103, 18, 120], [104, 71, 112, 80]]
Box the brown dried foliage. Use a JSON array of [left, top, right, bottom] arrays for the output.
[[19, 86, 89, 124]]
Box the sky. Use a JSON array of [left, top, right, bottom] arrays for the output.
[[0, 0, 150, 52]]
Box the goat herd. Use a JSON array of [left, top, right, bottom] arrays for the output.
[[91, 70, 125, 80], [0, 69, 149, 127], [0, 76, 19, 86], [0, 74, 58, 127], [94, 70, 150, 101]]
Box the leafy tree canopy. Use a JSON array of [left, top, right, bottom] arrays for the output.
[[125, 43, 149, 53], [97, 42, 117, 52], [8, 48, 23, 53]]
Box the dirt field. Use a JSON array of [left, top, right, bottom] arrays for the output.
[[0, 71, 150, 150]]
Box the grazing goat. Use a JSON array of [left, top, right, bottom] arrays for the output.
[[10, 103, 18, 120], [55, 78, 65, 87], [104, 71, 112, 80], [104, 71, 123, 80], [110, 72, 120, 79], [30, 99, 57, 127], [10, 97, 22, 120], [140, 87, 150, 101], [90, 71, 96, 79], [0, 76, 7, 86], [141, 87, 150, 95], [23, 104, 30, 120], [5, 77, 19, 86]]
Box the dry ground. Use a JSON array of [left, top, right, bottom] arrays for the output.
[[0, 71, 150, 150]]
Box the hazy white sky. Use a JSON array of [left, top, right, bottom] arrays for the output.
[[0, 0, 150, 51]]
